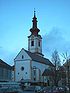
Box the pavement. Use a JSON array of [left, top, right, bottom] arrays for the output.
[[23, 90, 35, 93]]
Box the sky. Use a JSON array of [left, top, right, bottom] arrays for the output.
[[0, 0, 70, 65]]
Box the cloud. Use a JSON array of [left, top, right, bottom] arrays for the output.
[[42, 27, 70, 58]]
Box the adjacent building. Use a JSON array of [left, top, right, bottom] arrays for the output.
[[64, 59, 70, 86], [0, 59, 12, 81]]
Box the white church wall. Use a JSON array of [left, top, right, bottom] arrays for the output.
[[32, 61, 49, 82], [15, 60, 31, 81], [36, 69, 40, 81], [14, 49, 32, 81]]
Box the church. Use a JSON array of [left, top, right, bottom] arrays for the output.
[[14, 11, 54, 85]]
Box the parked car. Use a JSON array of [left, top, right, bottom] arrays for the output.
[[24, 86, 35, 91], [38, 86, 67, 93], [50, 86, 66, 93], [38, 86, 52, 93]]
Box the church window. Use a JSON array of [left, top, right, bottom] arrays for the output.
[[33, 66, 36, 81], [22, 55, 24, 59], [38, 41, 40, 46], [21, 67, 24, 71], [34, 77, 36, 81], [18, 73, 19, 75], [33, 70, 36, 81], [26, 72, 27, 74], [31, 41, 34, 46], [34, 69, 36, 76]]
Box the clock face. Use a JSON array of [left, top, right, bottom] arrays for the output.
[[21, 66, 24, 71]]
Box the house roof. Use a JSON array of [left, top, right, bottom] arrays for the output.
[[24, 49, 54, 67], [59, 66, 65, 72], [42, 69, 55, 76], [0, 59, 12, 70]]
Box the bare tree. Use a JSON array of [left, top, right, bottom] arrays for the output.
[[51, 50, 61, 70], [61, 52, 70, 62], [51, 50, 61, 86]]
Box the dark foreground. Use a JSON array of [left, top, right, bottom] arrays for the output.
[[0, 85, 70, 93]]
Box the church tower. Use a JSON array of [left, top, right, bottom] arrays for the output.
[[28, 11, 43, 56]]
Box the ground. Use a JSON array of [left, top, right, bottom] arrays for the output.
[[23, 90, 35, 93]]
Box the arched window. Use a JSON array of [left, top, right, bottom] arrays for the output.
[[38, 41, 40, 46], [22, 55, 24, 59], [31, 41, 34, 46]]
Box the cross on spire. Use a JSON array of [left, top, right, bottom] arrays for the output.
[[34, 8, 36, 17]]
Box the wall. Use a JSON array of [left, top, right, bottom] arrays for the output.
[[32, 61, 49, 82], [15, 60, 31, 81], [14, 49, 31, 81], [0, 67, 12, 81]]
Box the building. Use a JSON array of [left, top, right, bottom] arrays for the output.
[[0, 59, 12, 81], [58, 60, 70, 87], [63, 59, 70, 87], [14, 11, 54, 85]]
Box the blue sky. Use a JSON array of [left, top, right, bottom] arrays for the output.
[[0, 0, 70, 65]]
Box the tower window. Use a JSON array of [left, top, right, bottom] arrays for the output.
[[31, 41, 34, 46], [38, 41, 40, 46], [33, 69, 36, 81]]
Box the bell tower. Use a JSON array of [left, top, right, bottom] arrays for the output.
[[28, 11, 43, 56]]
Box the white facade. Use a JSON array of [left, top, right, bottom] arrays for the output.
[[14, 48, 49, 83], [14, 49, 31, 81]]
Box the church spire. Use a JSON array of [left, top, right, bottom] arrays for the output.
[[30, 10, 40, 36], [28, 11, 43, 56], [32, 9, 37, 28], [34, 8, 36, 17]]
